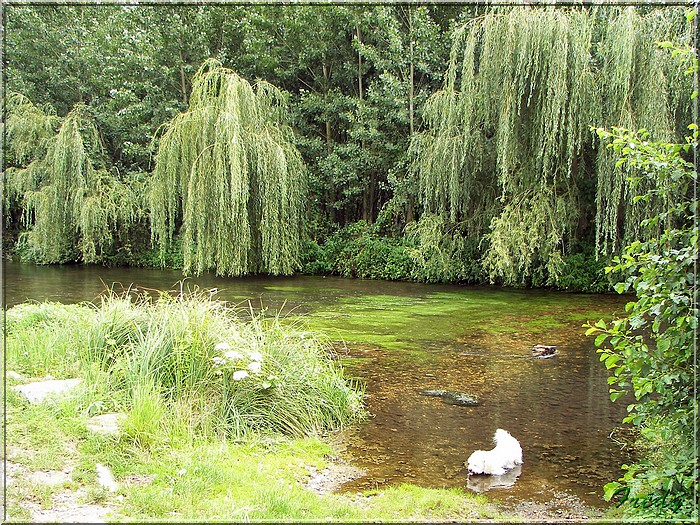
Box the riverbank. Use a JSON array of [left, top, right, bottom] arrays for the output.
[[5, 384, 608, 522], [4, 366, 510, 522]]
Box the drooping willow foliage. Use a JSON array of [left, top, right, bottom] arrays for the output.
[[149, 59, 307, 276], [412, 7, 598, 285], [4, 97, 143, 263], [594, 7, 689, 256], [4, 92, 60, 166], [411, 6, 689, 285]]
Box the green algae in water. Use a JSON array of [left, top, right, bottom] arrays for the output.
[[287, 285, 621, 364]]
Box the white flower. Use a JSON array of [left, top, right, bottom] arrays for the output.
[[247, 361, 262, 373], [224, 350, 243, 361], [232, 370, 249, 381], [249, 351, 263, 362], [215, 342, 231, 352], [212, 356, 226, 366], [177, 468, 187, 476]]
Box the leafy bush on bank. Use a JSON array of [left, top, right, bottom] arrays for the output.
[[302, 218, 610, 292], [559, 250, 611, 293], [586, 39, 698, 521]]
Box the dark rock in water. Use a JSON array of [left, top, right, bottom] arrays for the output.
[[443, 392, 479, 406], [419, 389, 449, 397], [418, 389, 479, 406], [532, 345, 557, 358]]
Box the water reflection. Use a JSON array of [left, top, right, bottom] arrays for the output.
[[3, 261, 632, 510], [468, 464, 522, 493]]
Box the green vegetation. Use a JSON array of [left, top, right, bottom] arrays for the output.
[[586, 36, 698, 522], [4, 95, 145, 264], [3, 5, 697, 521], [5, 293, 506, 522], [6, 290, 364, 440], [150, 60, 307, 277], [3, 4, 693, 292], [411, 6, 690, 287]]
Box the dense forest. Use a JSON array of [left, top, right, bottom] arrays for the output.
[[2, 4, 695, 290]]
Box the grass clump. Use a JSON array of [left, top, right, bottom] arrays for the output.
[[6, 287, 365, 443]]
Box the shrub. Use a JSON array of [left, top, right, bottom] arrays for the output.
[[586, 38, 697, 520], [558, 251, 611, 293]]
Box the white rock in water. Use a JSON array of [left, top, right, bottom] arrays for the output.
[[13, 378, 82, 404]]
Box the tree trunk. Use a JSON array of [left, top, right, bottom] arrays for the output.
[[179, 50, 189, 106], [408, 11, 415, 135], [356, 25, 363, 101], [322, 62, 332, 155]]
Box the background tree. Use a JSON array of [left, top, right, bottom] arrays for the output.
[[2, 3, 692, 290], [412, 7, 600, 286], [410, 5, 690, 287], [4, 96, 144, 263], [594, 6, 690, 257], [149, 60, 307, 277]]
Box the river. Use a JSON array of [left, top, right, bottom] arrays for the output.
[[3, 261, 632, 513]]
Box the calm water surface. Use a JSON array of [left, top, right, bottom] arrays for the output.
[[3, 261, 632, 511]]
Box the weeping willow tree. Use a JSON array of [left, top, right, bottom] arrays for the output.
[[594, 6, 689, 256], [4, 93, 60, 166], [4, 95, 143, 263], [149, 59, 307, 276], [411, 6, 688, 286], [412, 7, 598, 286], [3, 93, 59, 224]]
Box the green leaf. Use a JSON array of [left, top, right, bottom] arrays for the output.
[[603, 481, 624, 502], [610, 390, 625, 402], [605, 354, 621, 369], [595, 333, 609, 347], [585, 326, 599, 336]]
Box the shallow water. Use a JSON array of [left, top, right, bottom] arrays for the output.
[[3, 261, 632, 510]]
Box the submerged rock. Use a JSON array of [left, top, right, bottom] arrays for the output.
[[418, 389, 479, 406], [419, 389, 449, 397], [532, 345, 557, 358]]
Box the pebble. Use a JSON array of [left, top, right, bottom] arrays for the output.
[[95, 464, 119, 492]]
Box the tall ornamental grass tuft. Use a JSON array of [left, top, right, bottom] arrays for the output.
[[6, 288, 365, 444]]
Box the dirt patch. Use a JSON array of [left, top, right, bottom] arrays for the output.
[[5, 457, 120, 522], [23, 489, 118, 524], [496, 491, 606, 522], [304, 461, 366, 495]]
